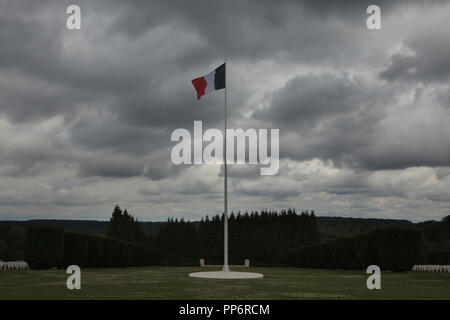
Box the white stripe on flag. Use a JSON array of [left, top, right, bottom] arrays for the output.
[[204, 70, 215, 95]]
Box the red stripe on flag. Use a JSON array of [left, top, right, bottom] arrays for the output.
[[191, 77, 207, 100]]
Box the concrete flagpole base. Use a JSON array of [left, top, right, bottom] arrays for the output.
[[188, 271, 264, 279]]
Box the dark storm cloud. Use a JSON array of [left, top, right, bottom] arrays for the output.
[[233, 180, 300, 200], [143, 161, 182, 181], [101, 0, 367, 66], [76, 148, 182, 180], [1, 0, 446, 125], [0, 1, 227, 125], [112, 83, 232, 129], [0, 0, 241, 180], [380, 36, 450, 83], [254, 73, 384, 164], [299, 0, 446, 16], [69, 111, 168, 154], [435, 168, 450, 180], [316, 172, 407, 198], [357, 146, 450, 170], [255, 71, 450, 171], [254, 74, 366, 130], [0, 0, 449, 220], [0, 0, 433, 126], [0, 1, 63, 73], [77, 157, 144, 178]]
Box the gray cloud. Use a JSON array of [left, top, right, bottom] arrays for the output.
[[254, 73, 366, 129], [255, 71, 450, 171], [380, 38, 450, 83], [0, 0, 449, 221]]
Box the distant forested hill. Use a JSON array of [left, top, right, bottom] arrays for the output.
[[1, 215, 448, 264], [0, 216, 411, 240], [0, 220, 165, 238], [0, 220, 109, 237], [316, 217, 412, 241]]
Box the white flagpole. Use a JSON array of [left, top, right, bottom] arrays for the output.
[[223, 58, 229, 272]]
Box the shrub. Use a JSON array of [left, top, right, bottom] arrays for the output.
[[25, 226, 159, 269], [86, 235, 106, 268], [103, 237, 120, 267], [25, 227, 64, 269], [423, 249, 450, 264], [369, 228, 421, 271], [61, 232, 89, 267], [288, 227, 422, 271]]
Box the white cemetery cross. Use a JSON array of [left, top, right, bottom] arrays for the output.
[[20, 261, 29, 270], [0, 261, 28, 271], [412, 265, 450, 273]]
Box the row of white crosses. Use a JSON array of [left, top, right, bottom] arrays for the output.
[[412, 265, 449, 272], [0, 260, 29, 270]]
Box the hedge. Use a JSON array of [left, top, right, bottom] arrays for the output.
[[419, 249, 450, 264], [62, 232, 89, 267], [87, 235, 106, 268], [288, 227, 422, 271], [25, 226, 64, 269], [25, 227, 159, 269]]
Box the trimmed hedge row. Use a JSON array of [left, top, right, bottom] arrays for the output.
[[25, 227, 159, 269], [287, 228, 422, 271], [25, 226, 64, 269], [419, 249, 450, 265]]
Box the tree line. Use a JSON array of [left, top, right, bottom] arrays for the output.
[[0, 224, 25, 261], [5, 205, 450, 270], [417, 215, 450, 264], [25, 226, 159, 269], [156, 209, 320, 265], [287, 227, 424, 271]]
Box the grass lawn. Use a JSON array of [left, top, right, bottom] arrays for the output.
[[1, 266, 449, 300]]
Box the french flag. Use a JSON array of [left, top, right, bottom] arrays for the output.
[[191, 63, 226, 100]]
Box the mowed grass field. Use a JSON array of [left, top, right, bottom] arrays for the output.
[[1, 266, 449, 300]]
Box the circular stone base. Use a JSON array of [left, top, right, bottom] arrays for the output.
[[189, 271, 264, 279]]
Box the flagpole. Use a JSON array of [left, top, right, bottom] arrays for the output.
[[223, 58, 229, 272]]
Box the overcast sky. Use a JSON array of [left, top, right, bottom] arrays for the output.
[[0, 0, 449, 222]]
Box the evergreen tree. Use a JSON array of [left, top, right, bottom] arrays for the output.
[[106, 205, 147, 245]]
